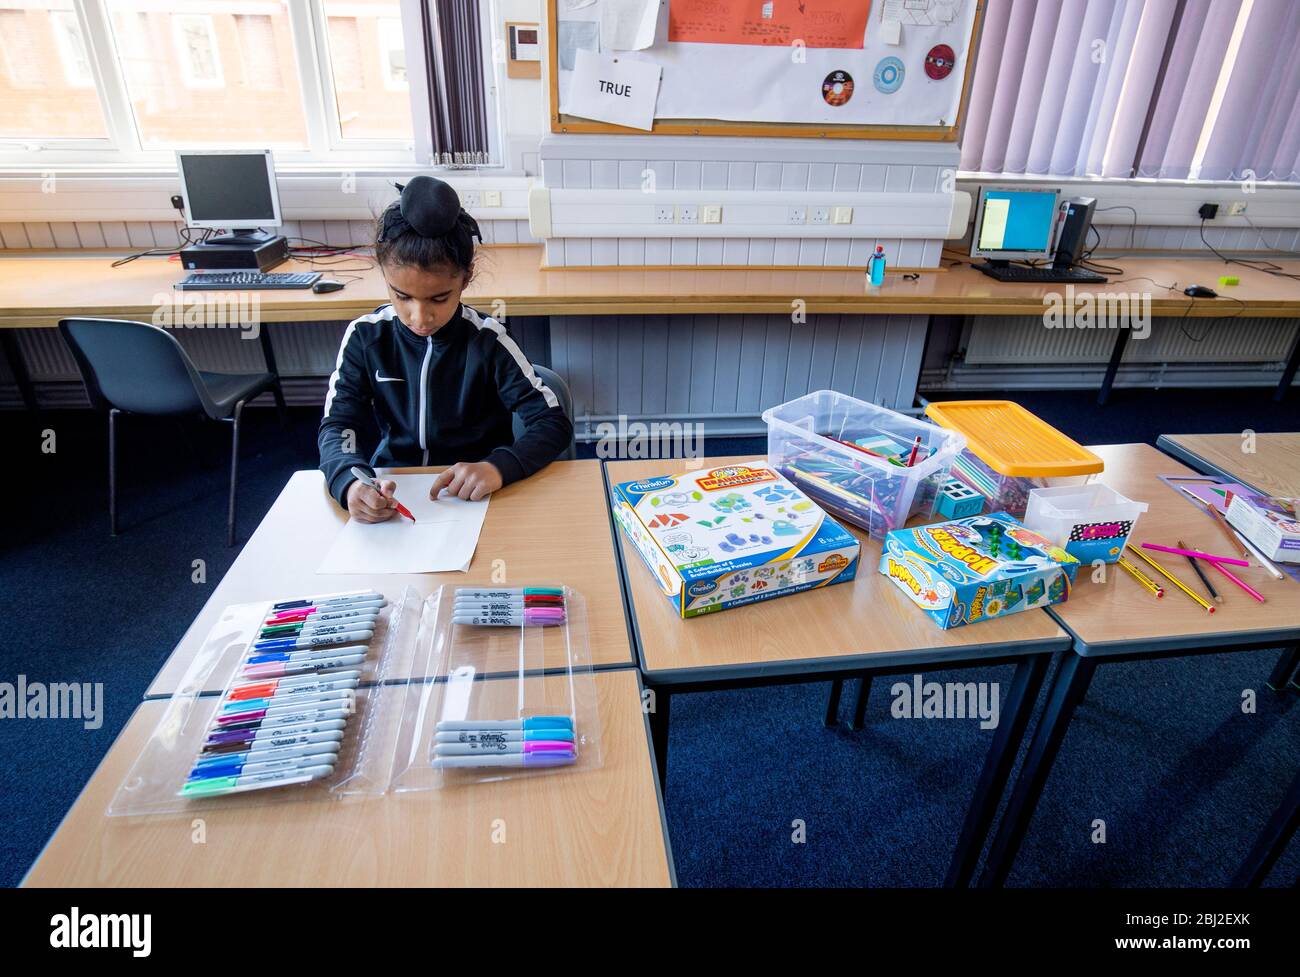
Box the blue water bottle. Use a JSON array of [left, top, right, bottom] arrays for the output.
[[867, 245, 886, 286]]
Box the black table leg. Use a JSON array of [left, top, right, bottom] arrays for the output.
[[979, 653, 1098, 887], [824, 678, 843, 727], [1231, 766, 1300, 887], [848, 673, 873, 730], [1266, 645, 1299, 692], [1276, 321, 1300, 403], [1098, 327, 1131, 405], [650, 686, 672, 789], [257, 324, 288, 426], [1, 329, 37, 410], [946, 652, 1050, 887]]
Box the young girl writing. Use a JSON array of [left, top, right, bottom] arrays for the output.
[[319, 175, 572, 522]]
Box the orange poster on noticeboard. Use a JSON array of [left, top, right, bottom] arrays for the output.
[[668, 0, 872, 49]]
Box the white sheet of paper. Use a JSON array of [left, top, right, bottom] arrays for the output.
[[318, 474, 490, 574], [881, 19, 902, 45], [563, 48, 661, 130], [600, 0, 660, 51]]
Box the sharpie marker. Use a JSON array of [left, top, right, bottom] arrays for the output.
[[351, 467, 416, 522], [267, 605, 383, 627], [247, 646, 372, 665], [201, 728, 345, 756], [455, 587, 563, 599], [266, 600, 385, 624], [221, 684, 357, 710], [193, 740, 340, 770], [188, 750, 339, 781], [260, 616, 378, 639], [226, 673, 361, 702], [435, 741, 576, 756], [435, 728, 575, 744], [206, 719, 346, 748], [181, 764, 336, 797], [219, 696, 354, 724], [272, 591, 383, 611], [217, 709, 352, 735], [452, 614, 564, 627], [253, 629, 373, 651], [432, 754, 576, 769], [241, 653, 366, 679], [453, 600, 564, 611], [437, 716, 573, 732]]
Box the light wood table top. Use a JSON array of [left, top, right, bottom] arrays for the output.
[[23, 670, 673, 887], [147, 460, 632, 697], [605, 456, 1071, 683], [1047, 444, 1300, 656], [1157, 433, 1300, 499], [3, 247, 1299, 325]]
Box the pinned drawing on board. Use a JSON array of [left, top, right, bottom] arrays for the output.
[[925, 43, 956, 80], [873, 56, 905, 94], [822, 70, 854, 106]]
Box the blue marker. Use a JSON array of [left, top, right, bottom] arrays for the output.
[[253, 629, 373, 651]]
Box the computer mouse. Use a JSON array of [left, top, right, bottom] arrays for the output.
[[312, 279, 345, 293], [1184, 284, 1218, 298]]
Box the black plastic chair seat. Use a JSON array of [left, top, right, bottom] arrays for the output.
[[198, 372, 277, 418]]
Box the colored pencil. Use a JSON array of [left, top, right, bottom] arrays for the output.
[[1177, 486, 1250, 559], [1177, 539, 1221, 603], [1205, 559, 1266, 603], [1126, 547, 1215, 614], [1140, 542, 1248, 567], [1117, 555, 1163, 598]]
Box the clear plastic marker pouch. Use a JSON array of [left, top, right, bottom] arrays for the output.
[[387, 585, 603, 791], [107, 587, 422, 816]]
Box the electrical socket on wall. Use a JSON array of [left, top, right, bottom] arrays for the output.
[[679, 204, 699, 224], [655, 204, 676, 224], [810, 206, 830, 225], [701, 204, 722, 224], [1228, 202, 1247, 216], [461, 191, 479, 208], [481, 190, 501, 207], [787, 206, 807, 224]]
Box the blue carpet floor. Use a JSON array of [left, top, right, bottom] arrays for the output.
[[3, 386, 1298, 886]]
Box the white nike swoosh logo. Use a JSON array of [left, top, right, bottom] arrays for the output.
[[375, 371, 404, 383]]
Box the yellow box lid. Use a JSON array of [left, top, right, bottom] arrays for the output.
[[923, 400, 1104, 478]]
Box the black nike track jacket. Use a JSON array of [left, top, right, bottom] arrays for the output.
[[318, 303, 572, 508]]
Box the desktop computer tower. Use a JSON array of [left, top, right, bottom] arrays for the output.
[[180, 234, 290, 272], [1053, 196, 1096, 269]]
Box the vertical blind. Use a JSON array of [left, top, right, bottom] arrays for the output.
[[420, 0, 491, 165], [960, 0, 1300, 182]]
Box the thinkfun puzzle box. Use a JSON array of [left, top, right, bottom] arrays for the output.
[[879, 513, 1080, 629], [611, 461, 860, 617]]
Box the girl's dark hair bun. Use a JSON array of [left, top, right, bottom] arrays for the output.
[[375, 175, 482, 276]]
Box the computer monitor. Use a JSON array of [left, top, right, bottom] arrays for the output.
[[969, 186, 1060, 263], [176, 150, 282, 240]]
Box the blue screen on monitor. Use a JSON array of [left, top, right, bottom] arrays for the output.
[[977, 190, 1056, 253]]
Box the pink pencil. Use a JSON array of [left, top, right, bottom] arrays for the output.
[[1206, 560, 1266, 603], [905, 436, 922, 467], [1140, 542, 1249, 567]]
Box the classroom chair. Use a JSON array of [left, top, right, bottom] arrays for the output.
[[513, 364, 576, 460], [59, 317, 284, 547]]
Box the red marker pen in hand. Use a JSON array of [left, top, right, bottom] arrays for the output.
[[350, 466, 415, 522]]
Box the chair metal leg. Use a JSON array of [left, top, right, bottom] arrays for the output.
[[227, 400, 245, 547], [1266, 646, 1299, 692], [1231, 766, 1300, 887], [824, 678, 844, 727], [108, 408, 119, 536], [848, 673, 873, 730], [945, 653, 1050, 887], [978, 653, 1097, 887]]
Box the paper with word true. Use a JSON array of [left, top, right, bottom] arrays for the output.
[[318, 473, 490, 574], [562, 48, 662, 130]]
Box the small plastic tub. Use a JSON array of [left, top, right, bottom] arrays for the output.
[[924, 400, 1104, 519], [1023, 483, 1148, 564], [763, 390, 966, 538]]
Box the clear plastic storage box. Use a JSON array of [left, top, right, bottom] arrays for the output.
[[763, 390, 967, 537], [1023, 483, 1148, 564]]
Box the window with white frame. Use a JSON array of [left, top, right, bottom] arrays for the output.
[[0, 0, 499, 166]]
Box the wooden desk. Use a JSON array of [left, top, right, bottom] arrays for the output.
[[23, 670, 674, 887], [3, 247, 1299, 326], [979, 443, 1300, 886], [604, 455, 1071, 886], [148, 460, 633, 697], [1157, 433, 1300, 499]]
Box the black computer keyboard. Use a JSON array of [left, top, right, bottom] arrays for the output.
[[174, 271, 322, 290], [975, 263, 1108, 284]]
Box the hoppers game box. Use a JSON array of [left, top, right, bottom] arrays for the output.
[[611, 461, 860, 617], [879, 513, 1080, 629]]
